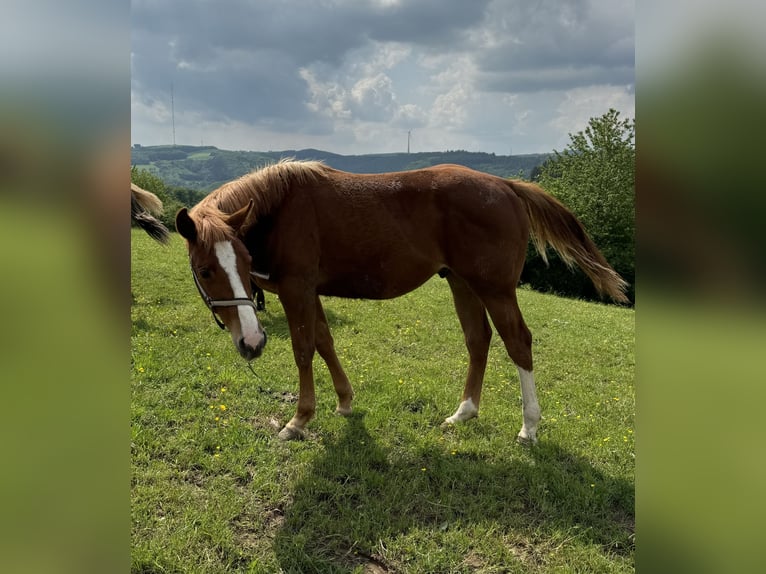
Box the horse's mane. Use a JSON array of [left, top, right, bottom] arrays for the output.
[[189, 159, 327, 245]]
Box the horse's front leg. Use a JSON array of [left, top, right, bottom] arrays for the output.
[[278, 286, 318, 441]]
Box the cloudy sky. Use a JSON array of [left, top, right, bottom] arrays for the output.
[[131, 0, 634, 155]]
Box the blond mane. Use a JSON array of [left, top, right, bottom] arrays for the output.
[[188, 159, 327, 245]]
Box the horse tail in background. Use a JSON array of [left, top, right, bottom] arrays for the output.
[[131, 183, 170, 244], [507, 179, 629, 303]]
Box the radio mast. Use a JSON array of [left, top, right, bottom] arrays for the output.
[[171, 82, 176, 146]]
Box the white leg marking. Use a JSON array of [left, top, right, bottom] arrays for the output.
[[213, 241, 263, 344], [445, 397, 478, 424], [517, 367, 541, 443]]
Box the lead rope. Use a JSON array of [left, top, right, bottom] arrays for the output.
[[246, 361, 281, 398], [246, 361, 266, 383]]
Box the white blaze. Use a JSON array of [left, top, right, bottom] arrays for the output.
[[213, 241, 262, 339]]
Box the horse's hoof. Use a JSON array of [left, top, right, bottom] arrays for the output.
[[441, 416, 475, 429], [516, 432, 538, 446], [278, 424, 306, 441], [335, 405, 353, 417]]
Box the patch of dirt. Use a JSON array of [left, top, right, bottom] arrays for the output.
[[461, 551, 484, 570], [357, 554, 389, 574], [256, 386, 298, 403], [362, 562, 388, 574], [232, 505, 285, 550], [248, 415, 286, 433], [263, 506, 286, 532]]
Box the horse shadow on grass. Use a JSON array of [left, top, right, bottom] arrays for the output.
[[257, 301, 355, 342], [272, 412, 634, 573]]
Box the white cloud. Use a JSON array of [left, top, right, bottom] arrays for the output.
[[350, 73, 397, 121], [550, 85, 635, 148], [300, 68, 352, 120]]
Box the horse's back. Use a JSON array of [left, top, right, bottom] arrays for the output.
[[299, 165, 529, 297]]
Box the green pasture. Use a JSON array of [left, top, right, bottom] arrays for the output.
[[131, 229, 634, 573]]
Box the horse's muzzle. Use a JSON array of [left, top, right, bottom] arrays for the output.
[[237, 331, 267, 361]]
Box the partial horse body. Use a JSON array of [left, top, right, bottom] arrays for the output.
[[176, 161, 627, 442], [131, 183, 170, 244]]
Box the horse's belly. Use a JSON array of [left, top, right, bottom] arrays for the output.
[[317, 268, 435, 300]]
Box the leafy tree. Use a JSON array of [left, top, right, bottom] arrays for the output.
[[131, 165, 167, 201], [521, 109, 635, 303], [167, 186, 207, 208]]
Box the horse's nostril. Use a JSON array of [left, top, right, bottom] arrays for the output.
[[238, 335, 266, 360]]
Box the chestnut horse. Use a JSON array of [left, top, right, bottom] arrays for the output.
[[175, 160, 627, 442]]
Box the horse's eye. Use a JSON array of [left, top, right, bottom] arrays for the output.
[[199, 268, 212, 280]]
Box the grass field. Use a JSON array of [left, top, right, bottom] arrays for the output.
[[131, 229, 634, 573]]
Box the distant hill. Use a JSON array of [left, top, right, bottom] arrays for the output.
[[130, 145, 550, 192]]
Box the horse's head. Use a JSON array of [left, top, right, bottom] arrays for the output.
[[175, 200, 267, 361]]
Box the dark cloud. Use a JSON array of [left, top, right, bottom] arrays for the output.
[[473, 0, 634, 92], [131, 9, 314, 129], [132, 0, 490, 65], [133, 0, 365, 69], [364, 0, 492, 46], [480, 64, 635, 93], [131, 0, 492, 130]]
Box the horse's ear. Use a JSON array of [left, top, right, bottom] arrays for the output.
[[224, 199, 254, 234], [175, 208, 197, 242]]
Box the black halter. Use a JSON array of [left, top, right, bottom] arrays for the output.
[[190, 261, 259, 330]]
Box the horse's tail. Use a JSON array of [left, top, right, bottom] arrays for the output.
[[507, 179, 629, 303], [131, 183, 170, 244]]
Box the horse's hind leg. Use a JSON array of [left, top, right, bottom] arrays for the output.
[[314, 297, 354, 416], [482, 292, 541, 444], [444, 274, 492, 425]]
